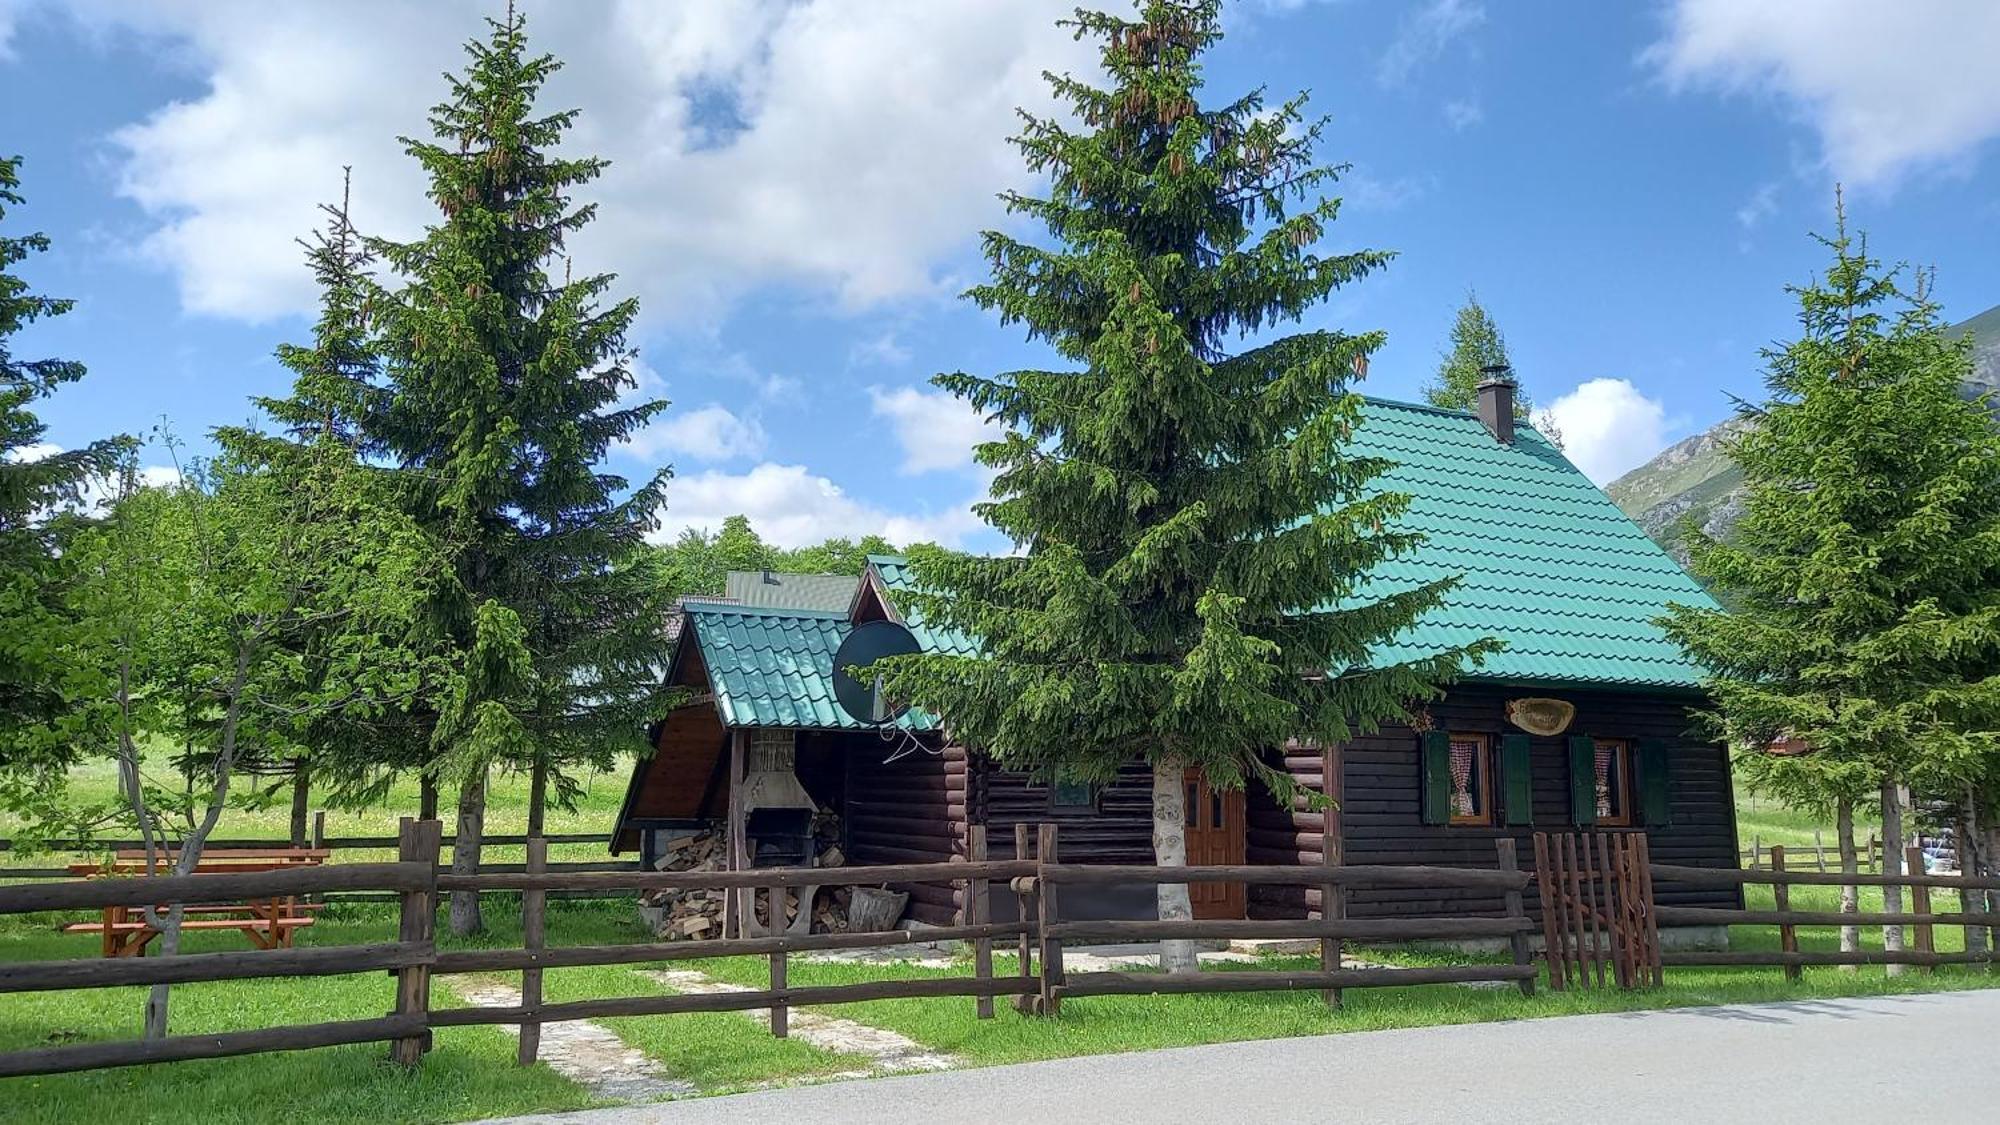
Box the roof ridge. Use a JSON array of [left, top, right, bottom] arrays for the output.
[[684, 602, 851, 622]]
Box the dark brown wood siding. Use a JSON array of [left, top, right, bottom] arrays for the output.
[[842, 735, 968, 925], [1247, 684, 1742, 922]]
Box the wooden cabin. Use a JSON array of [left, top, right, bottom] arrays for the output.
[[613, 386, 1742, 935]]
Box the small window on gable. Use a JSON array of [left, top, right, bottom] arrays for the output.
[[1593, 738, 1633, 826], [1051, 780, 1097, 811]]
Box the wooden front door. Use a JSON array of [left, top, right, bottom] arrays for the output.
[[1185, 769, 1246, 919]]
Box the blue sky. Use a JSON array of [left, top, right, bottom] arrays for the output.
[[6, 0, 2000, 552]]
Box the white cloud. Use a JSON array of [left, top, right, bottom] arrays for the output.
[[848, 330, 912, 369], [622, 403, 766, 463], [1377, 0, 1485, 88], [657, 461, 984, 549], [1442, 98, 1484, 131], [867, 385, 1001, 475], [45, 0, 1091, 324], [1647, 0, 2000, 187], [1545, 378, 1669, 485], [1736, 181, 1781, 229]]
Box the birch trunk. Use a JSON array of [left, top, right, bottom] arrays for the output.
[[1879, 779, 1905, 975], [1836, 797, 1859, 968], [449, 766, 487, 936], [1152, 758, 1198, 974]]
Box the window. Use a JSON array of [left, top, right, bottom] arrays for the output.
[[1051, 780, 1097, 811], [1593, 739, 1633, 826], [1447, 733, 1494, 827]]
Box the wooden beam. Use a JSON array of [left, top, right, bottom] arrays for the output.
[[0, 862, 428, 916], [0, 941, 430, 994], [434, 921, 1031, 975], [0, 1014, 425, 1079], [1038, 862, 1530, 891]]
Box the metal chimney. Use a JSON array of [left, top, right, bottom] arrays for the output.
[[1476, 364, 1516, 445]]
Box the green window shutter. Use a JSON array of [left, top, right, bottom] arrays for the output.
[[1568, 735, 1597, 826], [1501, 734, 1534, 826], [1638, 738, 1673, 827], [1419, 731, 1451, 825]]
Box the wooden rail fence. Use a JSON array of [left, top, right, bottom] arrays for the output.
[[6, 823, 1995, 1082], [1649, 843, 2000, 974]]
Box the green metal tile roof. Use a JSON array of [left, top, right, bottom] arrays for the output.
[[868, 555, 982, 658], [1345, 397, 1715, 689], [679, 602, 934, 731], [722, 570, 861, 612], [864, 398, 1716, 692]]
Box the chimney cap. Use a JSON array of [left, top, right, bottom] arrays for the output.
[[1477, 362, 1515, 387]]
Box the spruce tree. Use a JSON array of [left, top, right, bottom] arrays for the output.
[[0, 155, 124, 785], [878, 1, 1490, 972], [1662, 206, 2000, 968], [369, 9, 673, 933], [213, 171, 406, 843], [1424, 293, 1530, 417]]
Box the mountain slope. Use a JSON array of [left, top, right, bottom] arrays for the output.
[[1608, 304, 2000, 560]]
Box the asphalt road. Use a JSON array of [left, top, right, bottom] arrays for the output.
[[483, 990, 2000, 1125]]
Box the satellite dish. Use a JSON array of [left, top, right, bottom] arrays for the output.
[[833, 621, 920, 725]]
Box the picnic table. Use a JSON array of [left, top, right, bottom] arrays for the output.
[[62, 848, 331, 958]]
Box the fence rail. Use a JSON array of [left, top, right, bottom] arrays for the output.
[[3, 824, 1994, 1082]]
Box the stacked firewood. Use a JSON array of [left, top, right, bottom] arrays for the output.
[[639, 829, 853, 939]]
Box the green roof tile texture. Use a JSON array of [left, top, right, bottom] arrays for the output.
[[722, 570, 861, 612], [865, 399, 1715, 692], [1346, 397, 1715, 689], [868, 555, 982, 658], [682, 603, 934, 731]]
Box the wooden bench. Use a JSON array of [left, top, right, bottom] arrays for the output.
[[61, 916, 316, 957], [64, 848, 332, 958]]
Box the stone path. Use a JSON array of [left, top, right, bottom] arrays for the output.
[[448, 979, 693, 1102], [642, 969, 959, 1072]]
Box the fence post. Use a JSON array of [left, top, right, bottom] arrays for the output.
[[1906, 845, 1934, 972], [1496, 838, 1534, 997], [1320, 744, 1344, 1010], [968, 824, 994, 1020], [1013, 823, 1035, 1014], [1771, 844, 1800, 982], [391, 817, 442, 1067], [1531, 833, 1564, 991], [1813, 829, 1827, 873], [517, 835, 547, 1064], [769, 949, 789, 1038], [1036, 822, 1063, 1016]]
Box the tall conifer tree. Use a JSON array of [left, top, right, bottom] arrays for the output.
[[0, 155, 124, 784], [370, 10, 672, 934], [879, 1, 1489, 972], [1424, 294, 1529, 416], [1662, 208, 2000, 967]]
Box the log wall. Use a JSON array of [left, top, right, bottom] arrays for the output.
[[1248, 684, 1743, 922], [842, 735, 969, 925]]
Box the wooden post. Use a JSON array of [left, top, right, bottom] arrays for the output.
[[1036, 822, 1063, 1015], [1532, 833, 1565, 991], [1497, 837, 1534, 997], [1575, 833, 1606, 988], [1771, 844, 1800, 982], [1813, 829, 1827, 873], [1906, 845, 1934, 971], [390, 817, 441, 1066], [769, 950, 788, 1037], [1013, 823, 1035, 1014], [969, 824, 994, 1020], [1751, 834, 1762, 870], [1635, 833, 1663, 986], [308, 811, 327, 906], [1319, 744, 1343, 1010], [517, 835, 547, 1065], [724, 731, 746, 939]]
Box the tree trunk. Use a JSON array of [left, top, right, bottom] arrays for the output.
[[419, 773, 439, 822], [1836, 797, 1859, 968], [527, 755, 547, 840], [289, 759, 311, 849], [449, 766, 487, 937], [1959, 788, 1987, 958], [1879, 780, 1905, 975], [1151, 758, 1198, 974]]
